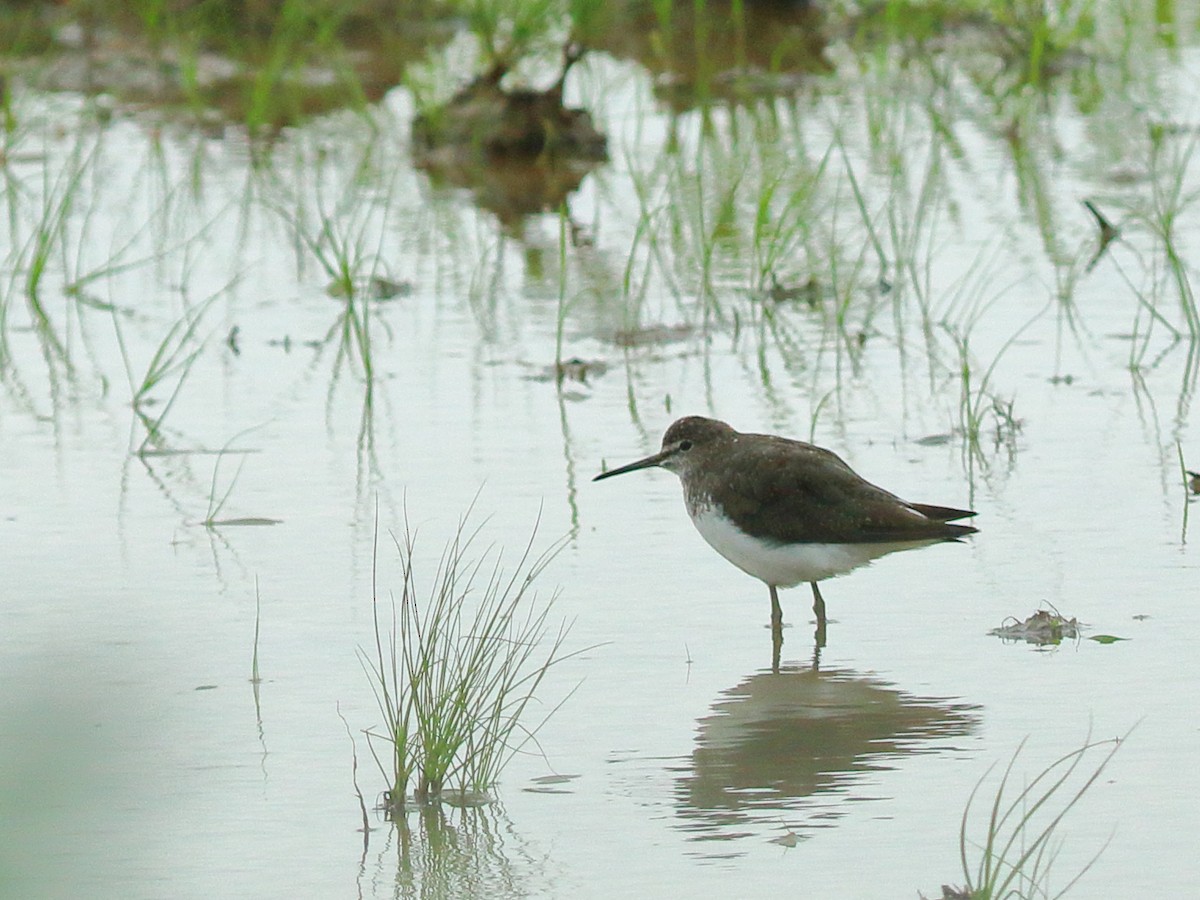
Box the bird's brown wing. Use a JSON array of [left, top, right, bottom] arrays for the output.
[[718, 438, 976, 544]]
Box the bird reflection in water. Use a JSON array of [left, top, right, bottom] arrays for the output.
[[674, 662, 979, 850]]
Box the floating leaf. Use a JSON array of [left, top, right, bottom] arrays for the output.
[[530, 774, 577, 785], [1088, 634, 1128, 644], [204, 517, 282, 527]]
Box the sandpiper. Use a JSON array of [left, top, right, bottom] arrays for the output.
[[594, 416, 977, 642]]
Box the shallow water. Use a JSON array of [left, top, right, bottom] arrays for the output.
[[3, 10, 1200, 899]]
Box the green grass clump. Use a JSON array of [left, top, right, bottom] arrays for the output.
[[942, 732, 1126, 900], [361, 505, 577, 814], [111, 291, 217, 453]]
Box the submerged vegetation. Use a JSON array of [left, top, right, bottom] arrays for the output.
[[1, 1, 1196, 434], [990, 607, 1082, 646]]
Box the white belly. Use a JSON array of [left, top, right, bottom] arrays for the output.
[[690, 505, 941, 587]]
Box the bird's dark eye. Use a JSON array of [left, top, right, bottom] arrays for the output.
[[679, 440, 693, 451]]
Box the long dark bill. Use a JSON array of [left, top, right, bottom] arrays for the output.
[[593, 449, 673, 481]]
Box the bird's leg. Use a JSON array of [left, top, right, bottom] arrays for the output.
[[810, 582, 827, 648], [769, 585, 783, 673], [810, 581, 827, 622]]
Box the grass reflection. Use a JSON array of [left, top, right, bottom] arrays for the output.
[[378, 800, 538, 900]]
